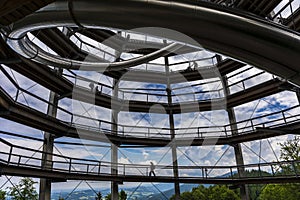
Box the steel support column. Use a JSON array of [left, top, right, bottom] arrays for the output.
[[111, 78, 119, 200], [296, 90, 300, 105], [39, 77, 60, 200], [222, 71, 249, 200], [165, 55, 180, 200], [110, 32, 125, 199]]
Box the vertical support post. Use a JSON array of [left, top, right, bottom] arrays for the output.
[[39, 68, 60, 200], [165, 55, 180, 200], [296, 90, 300, 105], [111, 78, 119, 200], [110, 31, 126, 200], [222, 74, 249, 200]]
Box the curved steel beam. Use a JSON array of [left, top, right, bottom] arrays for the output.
[[7, 0, 300, 85], [9, 34, 183, 71]]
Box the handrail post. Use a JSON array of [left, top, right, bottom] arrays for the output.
[[15, 89, 19, 102], [271, 164, 275, 176], [69, 158, 72, 173], [7, 146, 13, 164], [250, 120, 254, 131], [292, 161, 298, 177], [282, 111, 287, 124], [98, 162, 101, 175], [71, 114, 74, 125], [18, 155, 21, 166]]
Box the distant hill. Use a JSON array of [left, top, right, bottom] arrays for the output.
[[147, 184, 207, 200], [51, 184, 199, 200], [51, 171, 239, 200], [51, 184, 171, 200]]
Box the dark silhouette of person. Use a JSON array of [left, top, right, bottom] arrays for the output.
[[149, 162, 156, 177], [89, 82, 94, 92], [186, 65, 192, 72], [95, 86, 100, 93], [193, 61, 198, 70]]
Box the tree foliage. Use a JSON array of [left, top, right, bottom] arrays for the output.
[[279, 136, 300, 161], [119, 190, 127, 200], [259, 136, 300, 200], [95, 191, 102, 200], [170, 185, 240, 200], [8, 177, 38, 200], [0, 190, 6, 200], [259, 184, 300, 200], [104, 190, 127, 200], [105, 193, 111, 200], [234, 170, 270, 200]]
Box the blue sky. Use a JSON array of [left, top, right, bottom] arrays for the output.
[[1, 58, 299, 193]]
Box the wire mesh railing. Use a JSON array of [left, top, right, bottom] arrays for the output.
[[63, 66, 276, 104], [0, 138, 299, 180], [0, 65, 298, 140]]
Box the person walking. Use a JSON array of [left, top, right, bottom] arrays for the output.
[[149, 162, 156, 177]]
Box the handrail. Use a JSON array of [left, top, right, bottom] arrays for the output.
[[70, 31, 117, 61], [1, 69, 299, 139], [168, 55, 217, 66], [0, 138, 299, 179], [270, 0, 296, 21], [1, 74, 298, 140], [63, 72, 113, 90], [226, 66, 253, 79], [0, 66, 298, 139], [62, 68, 274, 103]]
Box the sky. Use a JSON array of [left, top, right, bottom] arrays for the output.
[[1, 53, 299, 194], [0, 0, 300, 197]]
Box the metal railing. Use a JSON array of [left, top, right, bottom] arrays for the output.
[[0, 66, 298, 140], [270, 0, 297, 23], [62, 67, 274, 104], [0, 138, 299, 180]]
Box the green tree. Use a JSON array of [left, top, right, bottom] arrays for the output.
[[259, 184, 300, 200], [119, 190, 127, 200], [279, 136, 300, 174], [170, 185, 240, 200], [0, 190, 6, 200], [105, 193, 111, 200], [231, 170, 272, 200], [8, 177, 38, 200], [105, 190, 127, 200], [95, 191, 102, 200], [178, 191, 195, 200], [208, 185, 240, 200], [259, 137, 300, 200], [279, 136, 300, 161]]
